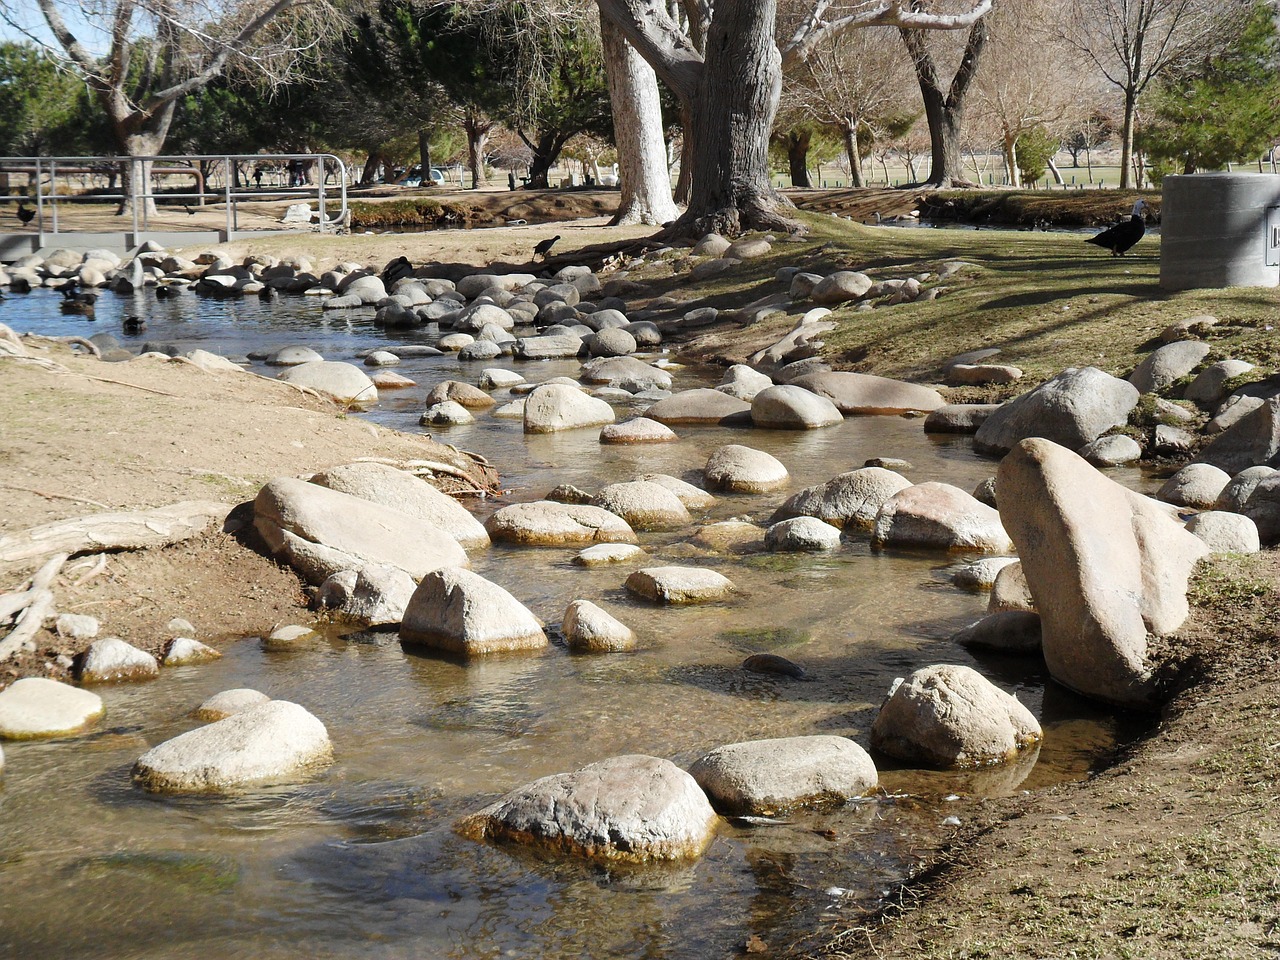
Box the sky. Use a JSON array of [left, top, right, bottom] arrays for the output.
[[1, 3, 111, 57]]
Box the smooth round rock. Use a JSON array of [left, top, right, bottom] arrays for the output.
[[133, 700, 333, 794], [421, 400, 475, 425], [524, 383, 615, 434], [688, 736, 877, 815], [751, 385, 843, 429], [872, 483, 1013, 553], [592, 480, 691, 530], [600, 418, 678, 444], [79, 638, 159, 684], [625, 566, 737, 604], [952, 611, 1043, 653], [639, 474, 717, 511], [764, 517, 842, 551], [194, 688, 271, 722], [704, 444, 789, 493], [1185, 511, 1260, 553], [485, 501, 638, 546], [0, 678, 104, 740], [771, 468, 911, 530], [563, 599, 636, 652], [1157, 463, 1231, 508], [573, 543, 646, 566], [262, 624, 318, 650], [1080, 434, 1144, 467], [400, 567, 547, 656], [163, 637, 222, 666]]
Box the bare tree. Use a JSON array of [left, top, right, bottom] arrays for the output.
[[600, 13, 679, 224], [10, 0, 334, 212], [972, 0, 1087, 187], [1061, 0, 1243, 188], [597, 0, 992, 235]]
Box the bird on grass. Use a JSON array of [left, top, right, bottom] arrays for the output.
[[122, 315, 145, 334], [1086, 199, 1148, 256], [533, 235, 561, 260], [16, 203, 34, 226]]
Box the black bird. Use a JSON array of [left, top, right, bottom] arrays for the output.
[[380, 255, 414, 286], [1086, 199, 1148, 256], [258, 286, 276, 301], [533, 235, 561, 260], [156, 285, 179, 299], [122, 315, 145, 334], [182, 204, 198, 216], [15, 203, 34, 226]]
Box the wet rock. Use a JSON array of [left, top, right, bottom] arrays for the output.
[[586, 328, 637, 358], [645, 388, 752, 425], [997, 438, 1209, 707], [563, 599, 636, 652], [592, 481, 691, 531], [1128, 341, 1211, 394], [923, 404, 1001, 435], [546, 484, 594, 505], [424, 380, 496, 409], [0, 678, 104, 740], [692, 233, 731, 257], [133, 700, 333, 794], [688, 736, 877, 815], [791, 371, 944, 415], [523, 383, 615, 434], [750, 385, 843, 429], [600, 418, 678, 444], [194, 688, 270, 722], [309, 461, 490, 549], [625, 566, 737, 603], [640, 475, 717, 511], [163, 637, 222, 666], [420, 401, 474, 426], [79, 638, 159, 683], [872, 483, 1012, 553], [704, 444, 789, 493], [1080, 434, 1143, 467], [266, 345, 323, 367], [340, 564, 419, 626], [1185, 511, 1260, 554], [480, 368, 526, 390], [764, 517, 842, 551], [688, 521, 763, 553], [1157, 463, 1231, 508], [573, 543, 645, 566], [262, 624, 318, 650], [254, 476, 469, 584], [457, 755, 718, 862], [372, 371, 416, 389], [953, 611, 1043, 653], [974, 367, 1139, 455], [485, 501, 637, 546], [401, 567, 546, 655], [870, 664, 1042, 767], [277, 361, 378, 409]]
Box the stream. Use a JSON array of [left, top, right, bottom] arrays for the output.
[[0, 286, 1150, 959]]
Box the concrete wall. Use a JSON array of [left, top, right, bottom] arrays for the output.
[[1160, 173, 1280, 290]]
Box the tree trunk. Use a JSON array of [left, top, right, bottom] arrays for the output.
[[900, 18, 988, 188], [360, 151, 382, 185], [118, 126, 172, 217], [525, 131, 572, 189], [464, 115, 490, 189], [842, 118, 864, 189], [1003, 132, 1020, 187], [1047, 158, 1064, 186], [601, 15, 680, 225], [1119, 88, 1137, 189], [418, 128, 433, 181], [674, 103, 694, 205], [675, 0, 796, 236], [786, 129, 812, 188]]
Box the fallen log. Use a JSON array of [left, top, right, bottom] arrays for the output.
[[0, 501, 228, 567], [0, 588, 54, 661], [0, 553, 69, 623]]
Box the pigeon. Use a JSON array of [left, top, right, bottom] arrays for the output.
[[1086, 199, 1148, 256], [533, 235, 561, 260]]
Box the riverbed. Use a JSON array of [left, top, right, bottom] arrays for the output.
[[1, 287, 1150, 959]]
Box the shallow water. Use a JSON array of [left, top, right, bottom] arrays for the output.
[[1, 287, 1150, 958]]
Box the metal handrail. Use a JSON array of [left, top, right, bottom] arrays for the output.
[[0, 153, 348, 245]]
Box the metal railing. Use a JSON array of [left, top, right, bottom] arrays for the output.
[[0, 153, 349, 245]]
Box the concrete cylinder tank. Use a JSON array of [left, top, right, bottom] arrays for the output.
[[1160, 173, 1280, 290]]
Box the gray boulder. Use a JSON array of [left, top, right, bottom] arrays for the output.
[[254, 476, 469, 584], [704, 444, 789, 493], [79, 638, 159, 684], [953, 611, 1043, 653], [400, 567, 546, 655], [592, 480, 691, 530], [645, 388, 752, 425], [791, 371, 945, 415], [1214, 466, 1278, 513], [688, 736, 877, 815], [580, 356, 673, 393], [870, 664, 1042, 767], [513, 335, 585, 360], [717, 364, 774, 401], [1080, 434, 1143, 467], [923, 404, 1002, 434], [640, 474, 717, 511], [133, 700, 333, 794], [194, 688, 270, 722], [625, 566, 737, 603], [1156, 463, 1231, 508], [600, 418, 678, 444], [485, 501, 637, 546], [974, 367, 1139, 455], [810, 271, 872, 304], [457, 755, 718, 862], [997, 438, 1209, 707], [1184, 511, 1260, 554], [309, 461, 489, 549], [1195, 397, 1280, 474], [771, 467, 912, 530], [524, 383, 615, 434], [1184, 359, 1255, 406], [750, 385, 843, 429], [1128, 340, 1211, 394], [872, 483, 1012, 553], [764, 516, 842, 551], [1238, 472, 1280, 543]]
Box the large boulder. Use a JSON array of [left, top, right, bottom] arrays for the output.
[[254, 477, 469, 584], [277, 361, 378, 409], [974, 367, 1140, 455], [592, 480, 691, 530], [1195, 397, 1280, 474], [872, 482, 1012, 553], [512, 335, 584, 360], [771, 468, 912, 530], [790, 371, 945, 415], [870, 664, 1042, 767], [810, 271, 873, 304], [764, 516, 842, 551], [645, 388, 752, 425], [400, 567, 546, 655], [424, 380, 497, 409], [704, 444, 789, 493], [688, 736, 877, 815], [997, 438, 1210, 707], [750, 385, 843, 429], [457, 755, 719, 862], [523, 383, 615, 433], [0, 678, 104, 739], [309, 462, 489, 549], [1237, 472, 1280, 543], [132, 700, 333, 794], [485, 501, 637, 546]]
